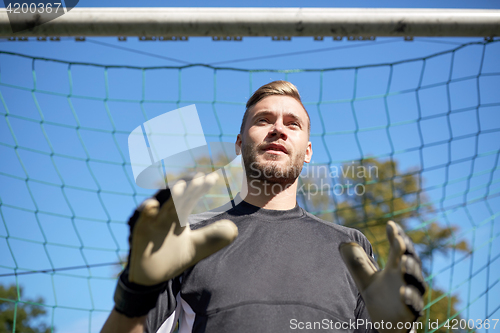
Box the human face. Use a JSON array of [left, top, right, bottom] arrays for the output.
[[236, 95, 312, 185]]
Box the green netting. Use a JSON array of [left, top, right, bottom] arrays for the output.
[[0, 39, 499, 333]]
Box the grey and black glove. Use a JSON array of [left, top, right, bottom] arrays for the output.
[[340, 221, 426, 333], [114, 173, 238, 317]]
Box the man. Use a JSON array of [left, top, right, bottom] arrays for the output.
[[101, 81, 425, 333]]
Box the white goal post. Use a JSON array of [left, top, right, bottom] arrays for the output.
[[0, 7, 499, 38]]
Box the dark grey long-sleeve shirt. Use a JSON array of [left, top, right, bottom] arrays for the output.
[[144, 198, 377, 333]]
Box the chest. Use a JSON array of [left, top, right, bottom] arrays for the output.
[[181, 222, 360, 319]]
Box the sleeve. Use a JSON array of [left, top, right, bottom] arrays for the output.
[[144, 276, 183, 333], [354, 293, 379, 333]]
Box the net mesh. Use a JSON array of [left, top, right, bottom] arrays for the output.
[[0, 39, 499, 333]]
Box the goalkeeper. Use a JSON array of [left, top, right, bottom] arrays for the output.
[[101, 81, 426, 333]]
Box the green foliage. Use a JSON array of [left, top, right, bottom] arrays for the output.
[[300, 157, 471, 332], [0, 284, 51, 333], [169, 154, 244, 215], [417, 288, 466, 333]]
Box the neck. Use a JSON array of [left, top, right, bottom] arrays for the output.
[[240, 177, 298, 210]]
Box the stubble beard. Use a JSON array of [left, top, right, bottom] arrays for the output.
[[241, 141, 305, 186]]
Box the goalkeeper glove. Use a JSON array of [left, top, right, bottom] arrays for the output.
[[114, 173, 238, 317], [340, 221, 426, 333]]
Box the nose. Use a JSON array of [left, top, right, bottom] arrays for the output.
[[269, 120, 287, 140]]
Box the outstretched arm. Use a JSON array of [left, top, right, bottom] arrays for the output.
[[101, 173, 238, 333], [340, 221, 426, 333]]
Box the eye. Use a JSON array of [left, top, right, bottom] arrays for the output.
[[289, 122, 300, 127]]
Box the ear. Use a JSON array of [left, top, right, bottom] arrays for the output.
[[235, 134, 242, 156], [304, 141, 312, 163]]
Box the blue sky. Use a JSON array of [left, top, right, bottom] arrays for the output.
[[0, 1, 500, 332]]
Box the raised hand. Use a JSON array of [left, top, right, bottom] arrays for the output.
[[339, 221, 426, 333], [128, 172, 239, 286]]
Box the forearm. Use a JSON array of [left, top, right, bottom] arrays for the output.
[[100, 309, 146, 333]]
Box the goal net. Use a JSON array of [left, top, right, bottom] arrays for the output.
[[0, 8, 499, 333]]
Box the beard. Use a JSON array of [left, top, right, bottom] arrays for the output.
[[241, 140, 305, 185]]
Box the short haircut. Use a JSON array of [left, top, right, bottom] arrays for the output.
[[239, 80, 311, 138]]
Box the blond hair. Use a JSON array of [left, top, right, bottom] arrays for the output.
[[240, 80, 311, 137]]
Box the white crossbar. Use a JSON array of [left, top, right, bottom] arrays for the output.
[[0, 7, 499, 37]]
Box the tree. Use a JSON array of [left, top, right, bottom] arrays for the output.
[[0, 284, 52, 333], [297, 158, 471, 333], [169, 153, 243, 215]]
